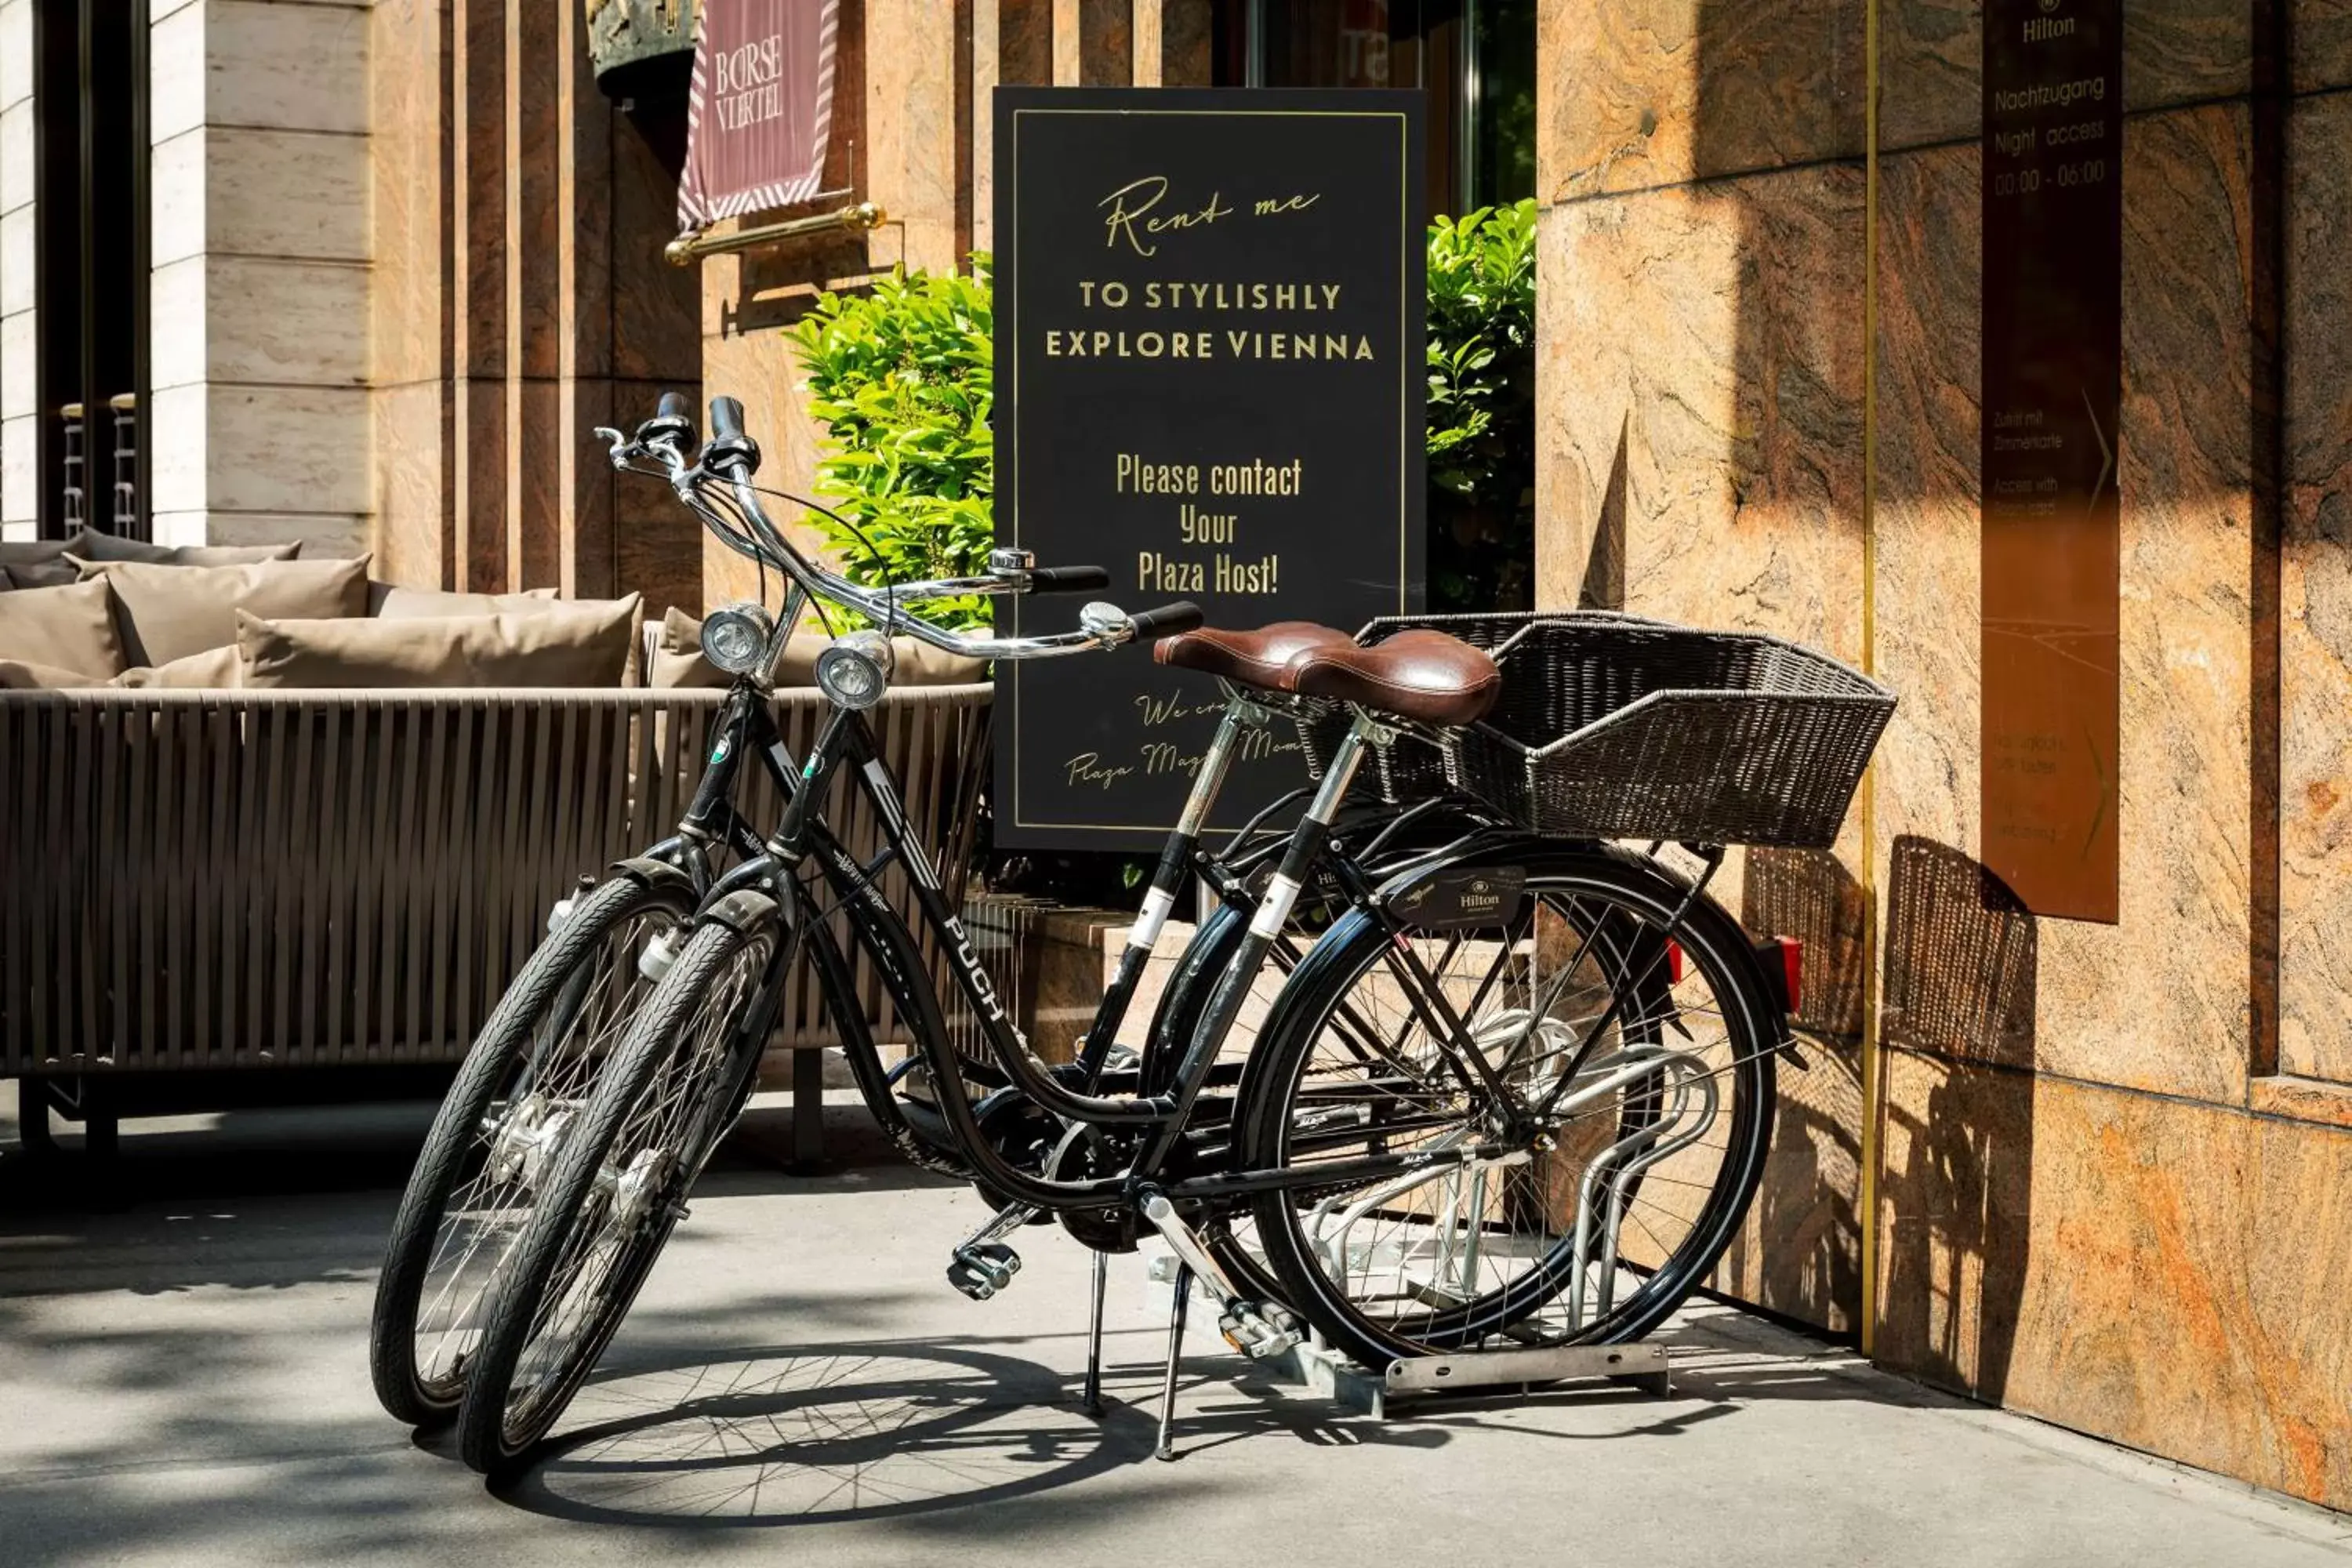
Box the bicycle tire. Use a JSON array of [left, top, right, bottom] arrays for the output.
[[368, 865, 692, 1427], [1237, 841, 1779, 1369], [455, 900, 782, 1472]]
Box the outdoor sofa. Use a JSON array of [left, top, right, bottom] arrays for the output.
[[0, 535, 988, 1160]]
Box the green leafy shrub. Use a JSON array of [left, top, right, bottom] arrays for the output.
[[1425, 198, 1539, 612], [786, 260, 997, 631]]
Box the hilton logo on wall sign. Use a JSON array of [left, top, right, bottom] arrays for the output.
[[991, 87, 1427, 851]]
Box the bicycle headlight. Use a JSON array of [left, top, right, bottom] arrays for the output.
[[815, 631, 893, 710], [699, 604, 774, 675]]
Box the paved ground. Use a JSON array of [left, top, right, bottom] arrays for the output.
[[2, 1094, 2349, 1568]]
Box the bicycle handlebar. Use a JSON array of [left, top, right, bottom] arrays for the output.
[[597, 396, 1183, 665], [1026, 564, 1112, 594], [1127, 601, 1206, 641]]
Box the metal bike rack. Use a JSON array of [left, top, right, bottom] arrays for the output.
[[1143, 1254, 1674, 1422]]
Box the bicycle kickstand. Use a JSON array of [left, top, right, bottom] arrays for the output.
[[1156, 1263, 1192, 1461], [1083, 1247, 1109, 1418]]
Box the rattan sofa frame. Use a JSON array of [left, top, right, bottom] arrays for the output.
[[0, 682, 990, 1158]]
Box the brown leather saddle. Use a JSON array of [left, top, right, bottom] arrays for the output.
[[1153, 620, 1501, 728]]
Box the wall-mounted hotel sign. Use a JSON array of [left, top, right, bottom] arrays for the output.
[[1980, 0, 2123, 922], [993, 88, 1426, 849]]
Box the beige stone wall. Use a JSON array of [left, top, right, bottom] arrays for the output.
[[1538, 0, 2352, 1511], [0, 0, 36, 541], [148, 0, 376, 556]]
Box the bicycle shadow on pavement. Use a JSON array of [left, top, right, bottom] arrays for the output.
[[484, 1334, 1451, 1528]]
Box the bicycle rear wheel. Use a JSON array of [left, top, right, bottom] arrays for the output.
[[455, 901, 782, 1472], [369, 866, 691, 1426], [1237, 842, 1780, 1369]]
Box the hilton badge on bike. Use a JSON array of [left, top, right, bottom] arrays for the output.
[[993, 86, 1428, 848]]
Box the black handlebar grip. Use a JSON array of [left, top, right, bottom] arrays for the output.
[[1126, 601, 1206, 642], [710, 396, 746, 441], [656, 390, 691, 421], [1028, 564, 1112, 593]]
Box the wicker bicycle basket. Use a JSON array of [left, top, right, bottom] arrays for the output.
[[1446, 620, 1896, 848], [1296, 610, 1671, 803]]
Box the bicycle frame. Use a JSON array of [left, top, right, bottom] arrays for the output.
[[701, 679, 1546, 1220]]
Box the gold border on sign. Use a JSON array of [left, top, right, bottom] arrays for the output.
[[1005, 106, 1414, 835]]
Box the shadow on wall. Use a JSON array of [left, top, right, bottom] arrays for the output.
[[1715, 848, 1867, 1330], [1877, 834, 2037, 1402]]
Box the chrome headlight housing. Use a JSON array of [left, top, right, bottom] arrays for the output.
[[699, 604, 775, 675], [815, 630, 894, 710]]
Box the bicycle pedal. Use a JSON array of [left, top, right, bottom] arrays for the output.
[[947, 1241, 1022, 1301], [1217, 1300, 1302, 1360]]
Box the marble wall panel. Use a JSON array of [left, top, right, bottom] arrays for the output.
[[149, 3, 208, 143], [0, 412, 34, 530], [1876, 1050, 2352, 1512], [2281, 90, 2352, 1084], [200, 384, 372, 517], [1533, 163, 1869, 1330], [0, 2, 29, 111], [1054, 0, 1131, 86], [2298, 0, 2352, 91], [1537, 0, 1866, 204], [0, 310, 29, 419], [147, 257, 209, 390], [0, 206, 28, 316], [193, 510, 368, 557], [202, 128, 370, 261], [1, 101, 35, 219], [1534, 164, 1865, 659], [368, 0, 450, 391], [1882, 0, 2253, 157], [204, 1, 372, 136], [608, 118, 702, 385], [1132, 0, 1210, 86], [147, 384, 208, 514], [368, 377, 449, 587], [1870, 107, 2257, 1107], [150, 132, 205, 267], [195, 257, 372, 387]]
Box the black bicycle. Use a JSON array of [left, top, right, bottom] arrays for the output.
[[368, 399, 1503, 1428], [433, 396, 1813, 1474]]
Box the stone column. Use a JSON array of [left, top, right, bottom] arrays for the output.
[[0, 0, 34, 541], [368, 0, 456, 586], [146, 0, 375, 555]]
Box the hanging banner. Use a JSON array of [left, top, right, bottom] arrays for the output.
[[677, 0, 839, 230], [993, 87, 1427, 850], [1980, 0, 2124, 922]]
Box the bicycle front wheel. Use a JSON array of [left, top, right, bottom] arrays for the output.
[[369, 866, 691, 1427], [455, 902, 782, 1472], [1237, 843, 1780, 1369]]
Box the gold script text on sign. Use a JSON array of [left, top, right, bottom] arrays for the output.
[[1099, 176, 1323, 256]]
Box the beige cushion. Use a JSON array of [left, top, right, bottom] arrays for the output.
[[238, 594, 642, 688], [650, 607, 987, 689], [76, 555, 371, 666], [0, 656, 110, 689], [72, 528, 302, 566], [109, 644, 246, 689], [0, 576, 129, 678], [367, 581, 561, 617]]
